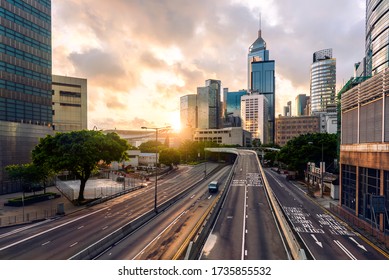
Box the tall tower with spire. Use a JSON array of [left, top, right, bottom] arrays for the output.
[[246, 19, 275, 144]]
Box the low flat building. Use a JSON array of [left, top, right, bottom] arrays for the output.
[[193, 127, 252, 147], [275, 115, 320, 146]]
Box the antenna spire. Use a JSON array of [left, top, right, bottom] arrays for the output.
[[258, 12, 262, 37]]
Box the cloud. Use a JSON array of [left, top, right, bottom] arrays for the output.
[[52, 0, 366, 129]]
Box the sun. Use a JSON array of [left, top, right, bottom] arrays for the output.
[[169, 111, 181, 133]]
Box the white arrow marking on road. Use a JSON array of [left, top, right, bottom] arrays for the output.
[[311, 234, 323, 248], [349, 237, 367, 251]]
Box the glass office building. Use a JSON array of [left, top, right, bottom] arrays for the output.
[[247, 28, 275, 143], [197, 79, 221, 129], [310, 49, 336, 113], [366, 0, 389, 76], [0, 0, 52, 194]]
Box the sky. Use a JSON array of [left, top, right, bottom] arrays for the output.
[[52, 0, 366, 131]]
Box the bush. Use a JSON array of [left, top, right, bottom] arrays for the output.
[[5, 192, 61, 207]]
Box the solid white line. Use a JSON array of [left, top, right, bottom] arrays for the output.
[[0, 219, 52, 239], [0, 206, 109, 252], [241, 183, 247, 260], [333, 240, 357, 260]]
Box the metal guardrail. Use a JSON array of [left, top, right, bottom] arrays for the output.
[[174, 154, 239, 260]]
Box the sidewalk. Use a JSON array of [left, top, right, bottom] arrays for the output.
[[0, 186, 83, 227]]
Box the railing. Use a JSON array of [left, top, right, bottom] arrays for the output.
[[329, 203, 389, 249]]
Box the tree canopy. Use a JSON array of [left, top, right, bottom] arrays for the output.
[[138, 140, 164, 153], [32, 130, 130, 201], [5, 163, 51, 193], [276, 133, 338, 177], [159, 148, 180, 168]]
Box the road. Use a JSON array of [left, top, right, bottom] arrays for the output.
[[264, 168, 389, 260], [96, 165, 232, 260], [0, 163, 219, 259], [200, 151, 290, 260]]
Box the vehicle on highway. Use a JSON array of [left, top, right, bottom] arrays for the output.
[[208, 181, 219, 193]]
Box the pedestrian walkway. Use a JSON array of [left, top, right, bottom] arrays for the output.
[[0, 186, 83, 227]]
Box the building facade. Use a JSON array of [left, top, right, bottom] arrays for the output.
[[241, 94, 268, 144], [295, 94, 308, 116], [197, 79, 221, 129], [365, 0, 389, 76], [310, 49, 336, 114], [247, 27, 275, 143], [0, 0, 53, 194], [193, 127, 252, 147], [340, 67, 389, 234], [275, 115, 320, 146], [180, 94, 197, 130], [223, 88, 247, 127], [52, 75, 87, 132]]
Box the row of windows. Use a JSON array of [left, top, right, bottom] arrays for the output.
[[0, 43, 50, 68], [0, 7, 50, 38], [59, 103, 81, 107], [0, 25, 50, 53], [0, 61, 50, 83], [0, 97, 52, 123], [5, 0, 50, 23], [0, 79, 51, 97], [198, 130, 230, 134], [59, 91, 81, 98]]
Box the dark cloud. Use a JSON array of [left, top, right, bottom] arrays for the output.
[[68, 49, 125, 78]]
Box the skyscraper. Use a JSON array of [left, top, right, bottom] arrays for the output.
[[295, 94, 308, 116], [241, 93, 268, 144], [0, 0, 52, 193], [180, 94, 197, 130], [365, 0, 389, 76], [247, 26, 275, 143], [310, 49, 336, 114], [223, 88, 247, 127], [197, 79, 221, 129]]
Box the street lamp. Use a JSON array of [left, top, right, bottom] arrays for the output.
[[141, 126, 171, 213]]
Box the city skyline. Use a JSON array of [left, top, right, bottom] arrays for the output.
[[52, 0, 365, 131]]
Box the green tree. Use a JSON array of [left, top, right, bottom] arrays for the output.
[[276, 133, 337, 177], [252, 138, 261, 147], [138, 140, 164, 153], [159, 148, 180, 168], [32, 130, 130, 202], [5, 163, 53, 194]]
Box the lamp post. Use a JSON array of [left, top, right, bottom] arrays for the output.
[[141, 126, 171, 213]]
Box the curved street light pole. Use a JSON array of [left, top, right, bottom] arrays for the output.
[[141, 126, 171, 213]]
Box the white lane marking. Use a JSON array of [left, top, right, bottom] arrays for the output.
[[41, 241, 51, 246], [77, 226, 84, 230], [241, 183, 248, 260], [245, 250, 248, 256], [69, 242, 78, 248], [349, 237, 367, 251], [0, 219, 52, 239], [208, 195, 212, 199], [333, 240, 357, 260], [0, 206, 109, 252], [102, 226, 108, 230], [190, 195, 195, 199], [132, 210, 187, 260], [311, 234, 323, 248]]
